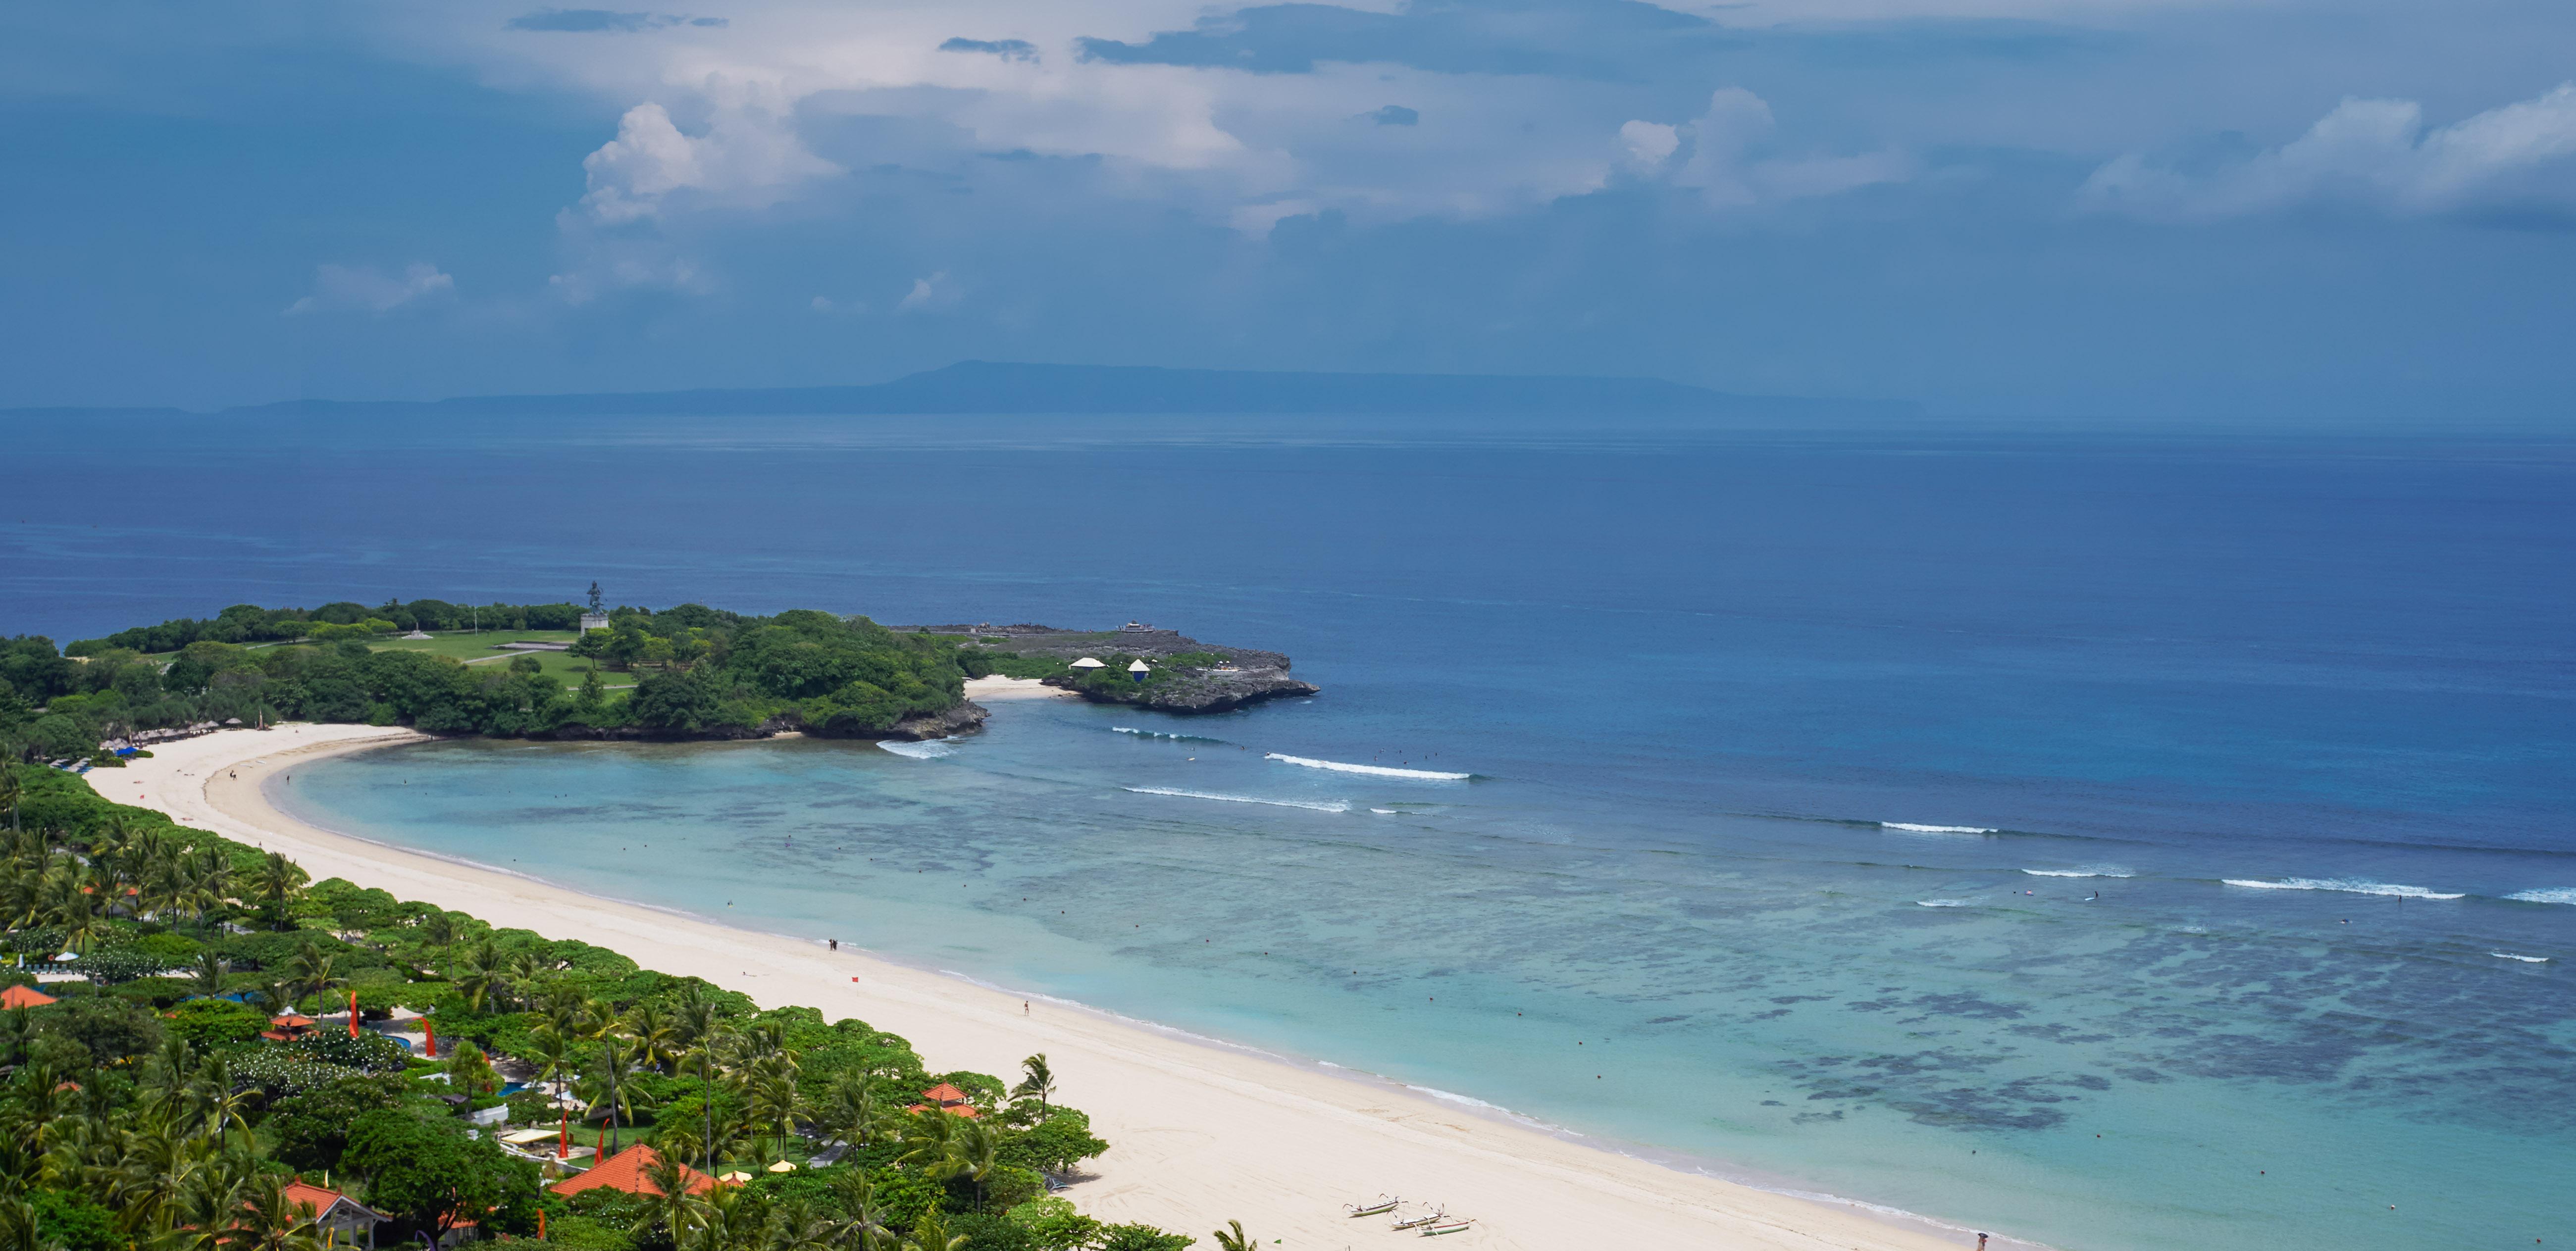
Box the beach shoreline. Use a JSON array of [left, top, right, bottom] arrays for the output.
[[89, 719, 1999, 1251]]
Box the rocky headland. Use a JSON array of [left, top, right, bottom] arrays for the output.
[[917, 623, 1321, 715]]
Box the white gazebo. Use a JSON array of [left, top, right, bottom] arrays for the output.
[[1069, 657, 1106, 671], [1127, 659, 1151, 682]]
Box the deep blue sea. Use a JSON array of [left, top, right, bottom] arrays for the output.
[[6, 414, 2573, 1250]]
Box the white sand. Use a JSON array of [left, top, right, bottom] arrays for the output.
[[962, 676, 1078, 702], [92, 725, 1987, 1251]]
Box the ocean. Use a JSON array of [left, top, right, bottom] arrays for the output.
[[7, 414, 2573, 1249]]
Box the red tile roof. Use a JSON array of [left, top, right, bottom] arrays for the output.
[[920, 1083, 970, 1104], [280, 1181, 381, 1223], [908, 1102, 981, 1119], [547, 1145, 721, 1199], [0, 985, 57, 1009]]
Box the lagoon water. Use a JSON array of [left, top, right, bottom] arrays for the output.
[[8, 415, 2575, 1249]]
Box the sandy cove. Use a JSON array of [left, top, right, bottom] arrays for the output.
[[85, 709, 1979, 1251]]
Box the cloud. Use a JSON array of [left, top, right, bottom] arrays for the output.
[[1619, 119, 1679, 167], [896, 272, 954, 311], [2083, 82, 2576, 222], [573, 101, 835, 224], [1363, 104, 1418, 126], [940, 37, 1039, 62], [1624, 87, 1913, 206], [283, 262, 455, 315], [507, 9, 725, 33]]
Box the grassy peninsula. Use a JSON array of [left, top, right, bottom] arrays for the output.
[[0, 759, 1208, 1251], [0, 600, 1043, 759]]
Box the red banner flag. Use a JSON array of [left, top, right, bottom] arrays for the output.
[[348, 990, 360, 1039]]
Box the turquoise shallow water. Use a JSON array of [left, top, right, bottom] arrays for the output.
[[279, 695, 2570, 1251]]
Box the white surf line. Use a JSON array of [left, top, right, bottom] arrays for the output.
[[2221, 877, 2466, 900], [1881, 822, 1996, 835], [1124, 786, 1351, 813], [1264, 752, 1471, 781]]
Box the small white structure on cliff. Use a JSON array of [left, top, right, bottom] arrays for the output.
[[1128, 659, 1151, 683], [1069, 657, 1105, 671]]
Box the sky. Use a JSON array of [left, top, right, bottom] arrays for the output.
[[4, 0, 2574, 421]]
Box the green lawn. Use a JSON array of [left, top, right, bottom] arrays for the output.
[[367, 630, 580, 660], [363, 632, 630, 692]]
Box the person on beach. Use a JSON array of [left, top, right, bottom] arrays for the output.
[[828, 939, 838, 950], [1977, 1234, 1989, 1249]]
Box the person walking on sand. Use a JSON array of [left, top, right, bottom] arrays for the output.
[[1978, 1234, 1989, 1250]]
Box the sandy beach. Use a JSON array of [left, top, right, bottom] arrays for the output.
[[88, 718, 1982, 1251]]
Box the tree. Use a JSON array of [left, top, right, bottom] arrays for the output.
[[344, 1110, 536, 1243], [1010, 1054, 1055, 1111], [1095, 1227, 1195, 1251], [224, 1177, 325, 1251], [1210, 1222, 1255, 1251], [254, 852, 306, 926], [898, 1211, 966, 1251]]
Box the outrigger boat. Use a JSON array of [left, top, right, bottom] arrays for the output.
[[1342, 1195, 1400, 1218], [1419, 1217, 1476, 1237], [1389, 1206, 1446, 1231]]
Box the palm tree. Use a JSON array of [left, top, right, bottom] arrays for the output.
[[630, 1152, 706, 1246], [225, 1177, 325, 1251], [579, 999, 636, 1151], [895, 1107, 965, 1184], [951, 1116, 1000, 1207], [452, 939, 504, 1010], [743, 1055, 803, 1163], [253, 851, 306, 926], [0, 768, 21, 835], [825, 1171, 892, 1251], [1011, 1054, 1056, 1111], [0, 1193, 60, 1251], [582, 1034, 645, 1150], [1211, 1221, 1256, 1251], [185, 953, 229, 1001], [818, 1073, 884, 1153], [898, 1211, 967, 1251], [417, 909, 461, 976], [626, 1001, 680, 1072], [284, 939, 340, 1011], [526, 1024, 578, 1093]]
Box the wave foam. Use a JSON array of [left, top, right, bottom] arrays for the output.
[[1110, 727, 1227, 744], [877, 739, 958, 759], [1265, 752, 1471, 781], [1882, 822, 1996, 835], [1124, 786, 1349, 813], [2492, 952, 2551, 963], [2506, 887, 2576, 906], [1915, 899, 1975, 908], [2022, 866, 2134, 878], [2222, 877, 2465, 900]]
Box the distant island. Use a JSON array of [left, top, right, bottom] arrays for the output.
[[3, 360, 1917, 423], [0, 598, 1314, 764]]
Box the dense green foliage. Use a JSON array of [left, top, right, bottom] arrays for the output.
[[3, 602, 996, 757], [0, 760, 1196, 1251]]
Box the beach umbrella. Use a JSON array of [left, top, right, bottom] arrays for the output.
[[348, 990, 360, 1039]]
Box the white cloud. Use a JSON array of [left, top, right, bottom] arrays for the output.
[[1625, 87, 1912, 207], [896, 271, 953, 311], [2083, 82, 2576, 220], [283, 262, 455, 315], [574, 100, 836, 224], [1618, 120, 1680, 169]]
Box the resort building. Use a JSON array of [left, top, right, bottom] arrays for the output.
[[547, 1144, 722, 1199], [910, 1082, 982, 1118], [0, 985, 56, 1008], [278, 1180, 389, 1249]]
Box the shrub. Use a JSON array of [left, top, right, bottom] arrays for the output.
[[165, 998, 269, 1052]]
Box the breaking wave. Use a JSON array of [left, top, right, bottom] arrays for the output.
[[2492, 952, 2550, 963], [1882, 822, 1996, 835], [2022, 866, 2134, 878], [1264, 753, 1472, 781], [877, 739, 958, 759], [1124, 786, 1350, 813], [1915, 899, 1976, 908], [1110, 727, 1229, 745], [2506, 887, 2576, 905], [2221, 877, 2466, 900]]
